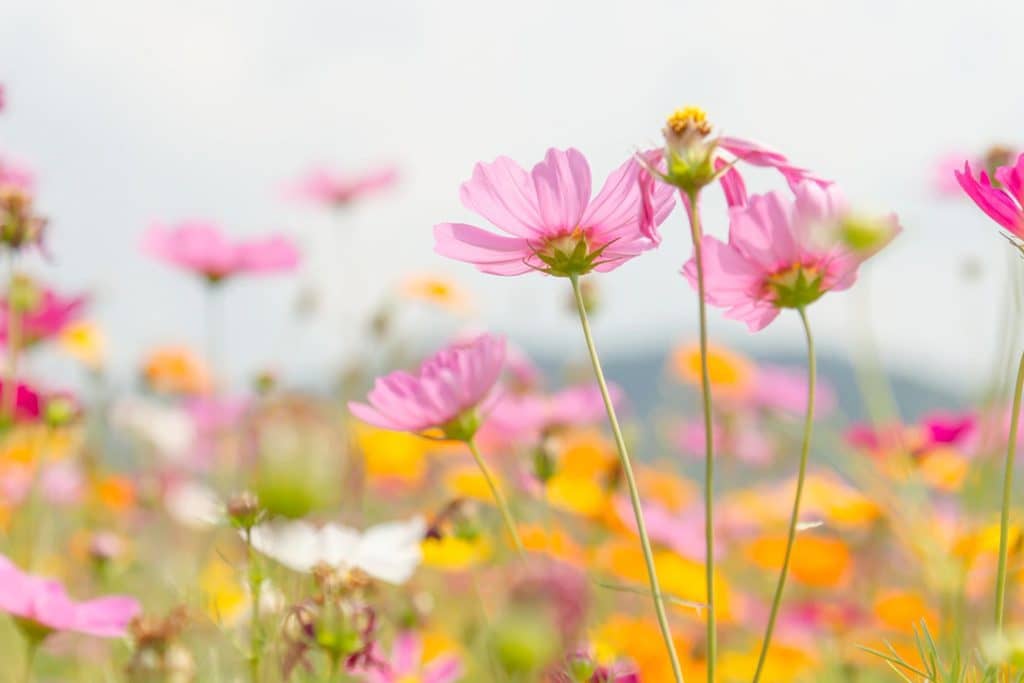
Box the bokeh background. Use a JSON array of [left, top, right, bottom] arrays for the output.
[[2, 0, 1022, 395]]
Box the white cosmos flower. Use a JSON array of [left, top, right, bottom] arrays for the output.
[[248, 517, 426, 584]]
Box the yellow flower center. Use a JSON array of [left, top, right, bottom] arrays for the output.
[[665, 106, 712, 137]]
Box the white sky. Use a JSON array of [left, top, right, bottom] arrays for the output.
[[1, 0, 1022, 394]]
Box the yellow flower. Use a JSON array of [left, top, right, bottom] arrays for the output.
[[142, 345, 212, 396], [399, 274, 473, 314], [354, 423, 428, 487], [59, 321, 106, 369], [554, 428, 617, 479], [592, 615, 698, 682], [199, 556, 248, 626], [671, 342, 754, 399], [421, 535, 492, 571], [545, 473, 609, 518], [0, 424, 76, 465], [444, 465, 500, 504], [918, 447, 968, 492]]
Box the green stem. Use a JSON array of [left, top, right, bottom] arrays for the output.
[[467, 437, 525, 558], [569, 273, 685, 683], [995, 349, 1024, 629], [22, 636, 39, 683], [751, 306, 816, 683], [686, 191, 717, 681], [245, 528, 263, 683], [4, 255, 21, 423]]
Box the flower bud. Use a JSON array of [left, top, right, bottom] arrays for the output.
[[660, 107, 719, 195], [226, 491, 262, 531]]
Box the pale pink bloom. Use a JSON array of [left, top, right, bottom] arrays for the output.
[[434, 148, 674, 276], [359, 631, 462, 683], [143, 220, 301, 281], [955, 152, 1024, 238], [676, 417, 774, 466], [504, 343, 544, 393], [934, 152, 972, 197], [284, 165, 397, 206], [0, 553, 140, 637], [638, 135, 828, 241], [483, 383, 622, 444], [0, 288, 86, 347], [614, 497, 721, 562], [0, 154, 34, 193], [1, 461, 84, 506], [682, 182, 877, 331], [349, 333, 505, 435], [751, 364, 837, 416]]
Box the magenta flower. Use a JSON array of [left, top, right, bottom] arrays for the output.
[[0, 553, 140, 638], [359, 631, 463, 683], [0, 378, 42, 420], [143, 220, 301, 282], [682, 182, 897, 331], [0, 287, 86, 347], [284, 165, 397, 206], [349, 333, 505, 439], [434, 148, 674, 277], [955, 152, 1024, 238]]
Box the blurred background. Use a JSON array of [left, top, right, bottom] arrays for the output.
[[2, 0, 1021, 398]]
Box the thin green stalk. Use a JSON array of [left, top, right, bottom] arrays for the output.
[[3, 255, 21, 423], [751, 306, 816, 683], [995, 349, 1024, 629], [569, 273, 685, 683], [685, 190, 717, 681], [244, 528, 263, 683], [467, 437, 525, 558], [22, 635, 39, 683]]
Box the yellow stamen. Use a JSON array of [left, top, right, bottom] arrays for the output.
[[665, 106, 712, 137]]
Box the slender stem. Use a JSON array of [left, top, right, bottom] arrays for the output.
[[569, 273, 685, 683], [995, 349, 1024, 629], [685, 191, 717, 681], [751, 306, 816, 683], [245, 528, 263, 683], [466, 437, 525, 558], [205, 281, 222, 392], [3, 254, 21, 423], [22, 636, 38, 683]]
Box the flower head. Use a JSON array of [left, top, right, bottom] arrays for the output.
[[284, 165, 397, 206], [434, 149, 674, 277], [143, 220, 301, 282], [0, 280, 86, 347], [249, 517, 425, 584], [683, 182, 898, 331], [955, 152, 1024, 240], [357, 631, 463, 683], [0, 553, 140, 638], [0, 158, 46, 251], [349, 333, 506, 440], [639, 107, 829, 240]]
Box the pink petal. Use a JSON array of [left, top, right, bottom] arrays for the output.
[[460, 156, 544, 238], [531, 148, 591, 231]]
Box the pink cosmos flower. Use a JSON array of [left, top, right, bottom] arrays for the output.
[[484, 383, 623, 444], [0, 378, 42, 420], [0, 155, 34, 193], [349, 333, 505, 437], [359, 631, 462, 683], [284, 165, 397, 206], [434, 148, 674, 277], [751, 364, 837, 416], [676, 417, 774, 466], [955, 152, 1024, 238], [682, 182, 893, 331], [0, 287, 86, 347], [615, 497, 722, 562], [0, 553, 140, 638], [143, 220, 301, 281]]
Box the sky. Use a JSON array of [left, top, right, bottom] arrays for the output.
[[1, 0, 1022, 395]]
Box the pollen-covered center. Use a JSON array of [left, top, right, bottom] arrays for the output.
[[665, 106, 712, 137]]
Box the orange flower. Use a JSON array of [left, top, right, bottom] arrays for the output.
[[94, 475, 136, 512], [399, 273, 473, 314], [142, 345, 212, 395], [592, 615, 699, 683], [746, 534, 852, 588], [555, 428, 617, 479], [353, 423, 428, 488], [671, 342, 754, 400], [873, 590, 939, 634], [519, 523, 587, 566], [719, 643, 816, 682], [917, 447, 968, 492]]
